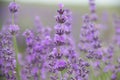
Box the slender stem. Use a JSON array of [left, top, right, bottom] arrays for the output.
[[89, 60, 95, 80], [60, 70, 65, 80], [13, 36, 21, 80], [59, 71, 63, 80], [38, 70, 41, 80], [11, 0, 21, 79], [12, 13, 14, 24], [61, 71, 63, 80]]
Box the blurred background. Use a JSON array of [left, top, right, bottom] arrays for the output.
[[0, 0, 120, 52]]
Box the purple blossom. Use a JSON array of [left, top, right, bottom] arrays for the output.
[[52, 48, 63, 59], [54, 24, 65, 35], [111, 73, 117, 80], [9, 24, 20, 35], [0, 30, 16, 80], [89, 0, 98, 21], [79, 14, 102, 60], [55, 60, 67, 71], [54, 34, 66, 46], [59, 3, 64, 9], [8, 2, 19, 13]]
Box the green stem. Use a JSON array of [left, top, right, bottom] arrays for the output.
[[38, 70, 40, 80], [89, 60, 97, 80], [58, 71, 63, 80], [12, 14, 14, 24], [11, 0, 21, 79], [13, 36, 21, 80], [60, 71, 63, 80]]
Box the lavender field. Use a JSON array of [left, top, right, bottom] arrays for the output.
[[0, 0, 120, 80]]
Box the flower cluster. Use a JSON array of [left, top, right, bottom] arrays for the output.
[[0, 27, 16, 80], [21, 18, 54, 80], [89, 0, 98, 21], [9, 2, 19, 13], [78, 14, 102, 60], [9, 24, 20, 35]]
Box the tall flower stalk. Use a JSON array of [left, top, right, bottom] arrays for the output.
[[8, 0, 21, 80], [89, 0, 98, 22], [78, 14, 103, 79], [50, 3, 89, 80]]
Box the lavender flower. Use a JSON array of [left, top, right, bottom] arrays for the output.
[[55, 60, 67, 71], [89, 0, 98, 21], [9, 24, 20, 35], [22, 16, 54, 80], [111, 73, 117, 80], [49, 4, 90, 80], [0, 29, 16, 80], [54, 34, 66, 46], [8, 2, 19, 13], [79, 14, 102, 60]]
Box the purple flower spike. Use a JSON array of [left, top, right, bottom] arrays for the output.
[[56, 60, 67, 71], [54, 34, 66, 46], [82, 14, 90, 23], [8, 2, 19, 13], [54, 24, 65, 35], [59, 3, 64, 9], [53, 48, 63, 59], [9, 24, 20, 35], [111, 73, 117, 80], [57, 3, 64, 15], [23, 29, 33, 38], [89, 0, 98, 21], [0, 30, 16, 80]]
